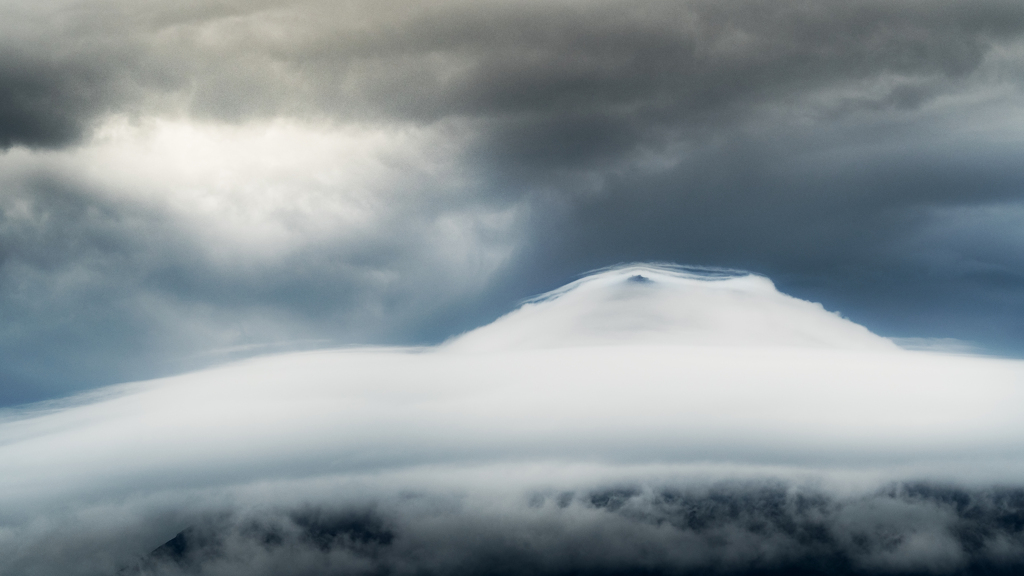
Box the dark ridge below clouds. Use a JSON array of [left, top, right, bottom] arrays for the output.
[[116, 482, 1024, 576]]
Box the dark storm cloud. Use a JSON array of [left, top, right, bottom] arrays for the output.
[[0, 57, 104, 148], [4, 0, 1023, 148]]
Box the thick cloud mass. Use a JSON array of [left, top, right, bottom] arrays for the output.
[[3, 266, 1024, 575], [3, 0, 1024, 401]]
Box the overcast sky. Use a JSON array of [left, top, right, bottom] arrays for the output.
[[4, 0, 1024, 404]]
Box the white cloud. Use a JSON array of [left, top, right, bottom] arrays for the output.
[[3, 115, 491, 260], [0, 115, 526, 396]]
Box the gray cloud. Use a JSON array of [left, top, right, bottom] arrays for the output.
[[4, 0, 1023, 148]]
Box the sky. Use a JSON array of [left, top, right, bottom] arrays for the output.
[[3, 0, 1024, 404]]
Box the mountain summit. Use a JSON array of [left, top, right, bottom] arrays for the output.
[[447, 264, 897, 351]]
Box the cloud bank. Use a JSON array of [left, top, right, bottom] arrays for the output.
[[3, 265, 1024, 575]]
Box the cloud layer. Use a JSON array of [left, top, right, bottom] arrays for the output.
[[3, 266, 1024, 575]]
